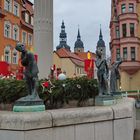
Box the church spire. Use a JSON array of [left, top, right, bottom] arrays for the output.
[[56, 20, 71, 51], [99, 25, 103, 40], [77, 28, 81, 39], [59, 20, 67, 43], [96, 25, 106, 59], [74, 27, 84, 52]]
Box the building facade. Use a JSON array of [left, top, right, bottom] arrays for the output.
[[53, 48, 85, 78], [110, 0, 140, 91], [0, 0, 33, 74]]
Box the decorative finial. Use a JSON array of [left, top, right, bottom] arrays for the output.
[[77, 25, 81, 39], [99, 24, 103, 40], [78, 24, 80, 29], [61, 20, 65, 28]]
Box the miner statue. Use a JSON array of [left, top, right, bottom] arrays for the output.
[[13, 43, 45, 112]]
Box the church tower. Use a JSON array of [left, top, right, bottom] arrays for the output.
[[74, 28, 84, 52], [56, 21, 71, 51], [96, 28, 106, 59]]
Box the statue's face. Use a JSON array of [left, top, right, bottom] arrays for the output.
[[15, 44, 25, 52]]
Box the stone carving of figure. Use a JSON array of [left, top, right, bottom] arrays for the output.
[[95, 50, 109, 96], [16, 43, 39, 99], [110, 59, 122, 93]]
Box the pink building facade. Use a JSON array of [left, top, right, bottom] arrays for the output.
[[110, 0, 140, 91]]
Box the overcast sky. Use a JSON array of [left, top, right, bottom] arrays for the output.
[[30, 0, 111, 55]]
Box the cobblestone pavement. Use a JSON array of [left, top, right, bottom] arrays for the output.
[[134, 109, 140, 140]]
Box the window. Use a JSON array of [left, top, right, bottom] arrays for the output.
[[130, 23, 135, 36], [121, 4, 126, 13], [115, 26, 120, 38], [116, 48, 120, 61], [123, 47, 127, 60], [13, 1, 19, 16], [4, 21, 11, 38], [31, 16, 33, 25], [13, 25, 19, 41], [25, 13, 29, 23], [4, 0, 12, 12], [129, 3, 134, 12], [22, 31, 27, 44], [76, 67, 80, 74], [28, 34, 33, 45], [131, 47, 135, 61], [4, 46, 11, 63], [122, 24, 127, 37], [12, 49, 18, 64]]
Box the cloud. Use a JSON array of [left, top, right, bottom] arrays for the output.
[[30, 0, 111, 54], [54, 0, 111, 54]]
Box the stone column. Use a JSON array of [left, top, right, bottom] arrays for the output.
[[34, 0, 53, 79]]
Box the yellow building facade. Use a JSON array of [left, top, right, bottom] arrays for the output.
[[53, 48, 85, 78]]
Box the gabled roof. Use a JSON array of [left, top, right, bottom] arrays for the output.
[[54, 48, 84, 67], [55, 48, 84, 61]]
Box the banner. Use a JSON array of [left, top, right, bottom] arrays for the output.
[[0, 61, 10, 76], [84, 59, 94, 78]]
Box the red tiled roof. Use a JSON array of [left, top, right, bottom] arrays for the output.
[[74, 52, 96, 60], [70, 58, 84, 67], [55, 48, 84, 61], [55, 48, 84, 67]]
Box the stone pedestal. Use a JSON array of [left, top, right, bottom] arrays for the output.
[[95, 95, 116, 106], [0, 98, 136, 140], [13, 96, 45, 112], [34, 0, 53, 79], [112, 92, 122, 99]]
